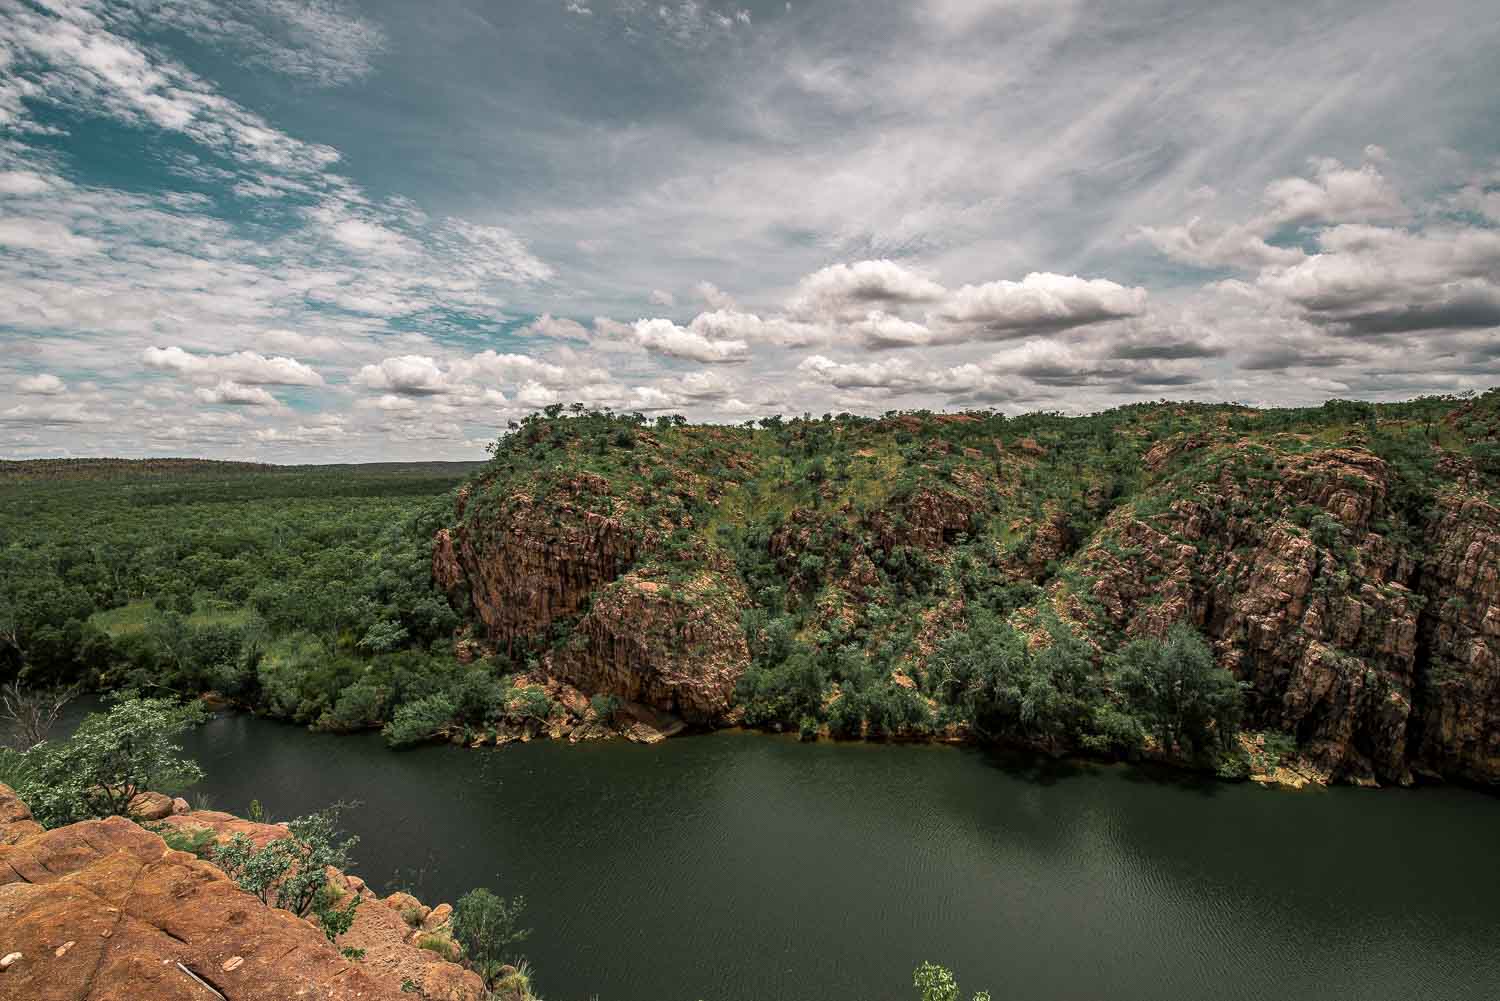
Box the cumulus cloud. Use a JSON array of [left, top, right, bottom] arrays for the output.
[[144, 346, 325, 385], [932, 273, 1147, 339], [194, 380, 282, 406], [630, 318, 751, 363], [1262, 158, 1407, 227], [0, 400, 109, 425], [1141, 155, 1407, 272], [649, 289, 676, 307], [1240, 223, 1500, 337], [789, 260, 947, 320], [17, 372, 65, 394], [623, 261, 1149, 355], [525, 313, 591, 341], [352, 355, 455, 395]]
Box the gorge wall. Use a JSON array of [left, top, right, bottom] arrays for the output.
[[433, 401, 1500, 786]]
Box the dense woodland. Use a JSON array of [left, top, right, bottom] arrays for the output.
[[3, 389, 1499, 778]]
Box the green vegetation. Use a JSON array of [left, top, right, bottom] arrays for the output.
[[913, 961, 991, 1001], [453, 887, 532, 987], [15, 696, 205, 827], [4, 389, 1499, 774], [212, 803, 362, 943]]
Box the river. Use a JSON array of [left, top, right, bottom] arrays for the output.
[[149, 712, 1500, 1001]]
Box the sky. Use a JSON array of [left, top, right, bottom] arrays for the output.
[[1, 0, 1498, 462]]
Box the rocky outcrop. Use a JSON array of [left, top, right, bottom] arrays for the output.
[[1412, 493, 1500, 782], [0, 784, 485, 1001], [1067, 445, 1498, 785], [551, 565, 750, 723], [436, 471, 750, 721], [433, 474, 641, 654]]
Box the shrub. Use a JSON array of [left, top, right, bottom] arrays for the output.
[[913, 961, 990, 1001], [417, 933, 455, 959], [17, 697, 205, 827], [212, 805, 361, 943], [453, 887, 531, 986], [383, 693, 457, 748], [588, 692, 620, 723]]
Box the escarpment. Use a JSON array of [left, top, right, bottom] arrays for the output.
[[0, 784, 484, 1001], [435, 401, 1500, 785], [1064, 444, 1498, 785], [434, 473, 642, 651]]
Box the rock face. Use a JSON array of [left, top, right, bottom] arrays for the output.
[[1412, 494, 1500, 782], [434, 475, 640, 653], [435, 474, 747, 722], [551, 566, 749, 723], [1068, 445, 1500, 785], [0, 784, 486, 1001]]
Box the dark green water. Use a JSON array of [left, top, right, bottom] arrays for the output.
[[170, 715, 1499, 1001]]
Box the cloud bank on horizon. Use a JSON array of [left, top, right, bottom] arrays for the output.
[[1, 0, 1498, 460]]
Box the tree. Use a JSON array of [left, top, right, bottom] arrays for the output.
[[18, 697, 205, 826], [212, 803, 361, 942], [1114, 624, 1245, 758], [453, 887, 531, 986], [382, 693, 457, 748], [0, 680, 76, 751]]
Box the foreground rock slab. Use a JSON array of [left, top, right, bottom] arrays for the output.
[[0, 783, 485, 1001]]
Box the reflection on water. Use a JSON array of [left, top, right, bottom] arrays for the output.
[[120, 712, 1500, 1001]]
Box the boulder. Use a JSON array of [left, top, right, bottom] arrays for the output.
[[127, 791, 175, 821], [0, 783, 43, 846], [422, 902, 453, 932]]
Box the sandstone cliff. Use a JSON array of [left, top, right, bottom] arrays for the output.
[[0, 784, 485, 1001], [1060, 443, 1500, 785], [435, 403, 1500, 786]]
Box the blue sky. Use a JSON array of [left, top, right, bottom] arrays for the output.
[[2, 0, 1499, 460]]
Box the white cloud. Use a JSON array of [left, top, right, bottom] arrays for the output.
[[0, 217, 101, 255], [630, 318, 751, 363], [0, 170, 53, 195], [649, 289, 676, 307], [16, 372, 65, 394], [696, 281, 736, 309], [352, 355, 455, 395], [789, 260, 947, 320], [143, 346, 325, 385], [0, 400, 110, 425], [194, 380, 282, 406], [525, 313, 591, 341], [934, 273, 1147, 339], [1138, 217, 1304, 270], [1262, 158, 1407, 227]]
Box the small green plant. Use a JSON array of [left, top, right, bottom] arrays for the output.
[[417, 933, 454, 959], [157, 824, 218, 859], [402, 905, 425, 928], [913, 961, 990, 1001], [400, 977, 420, 993], [247, 798, 265, 822], [453, 887, 531, 986], [493, 959, 536, 999], [341, 946, 366, 961]]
